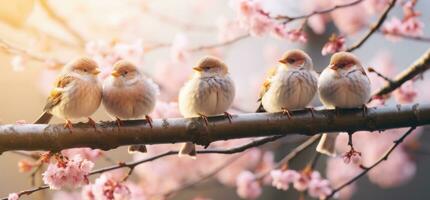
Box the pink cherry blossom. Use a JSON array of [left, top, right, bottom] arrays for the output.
[[393, 80, 417, 103], [248, 13, 274, 37], [270, 169, 300, 190], [61, 148, 103, 162], [82, 173, 131, 200], [286, 29, 308, 43], [7, 193, 19, 200], [236, 171, 262, 199], [18, 159, 33, 172], [382, 17, 404, 41], [293, 171, 312, 191], [42, 155, 94, 189], [170, 33, 190, 63], [342, 149, 362, 165], [401, 16, 424, 37], [308, 179, 333, 200], [321, 34, 346, 55]]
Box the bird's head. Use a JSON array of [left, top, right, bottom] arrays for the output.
[[329, 52, 363, 74], [65, 57, 100, 77], [110, 60, 141, 85], [193, 56, 228, 77], [278, 49, 313, 70]]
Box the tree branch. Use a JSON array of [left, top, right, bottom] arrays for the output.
[[346, 0, 397, 52], [275, 0, 364, 21], [373, 48, 430, 98], [324, 127, 416, 199], [0, 104, 428, 153], [1, 135, 284, 200]]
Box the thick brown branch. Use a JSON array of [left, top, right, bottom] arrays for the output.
[[0, 104, 428, 153], [346, 0, 397, 52], [324, 127, 416, 199], [373, 48, 430, 98]]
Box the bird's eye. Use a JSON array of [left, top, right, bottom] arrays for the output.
[[338, 63, 346, 68], [287, 58, 295, 64], [83, 69, 87, 72]]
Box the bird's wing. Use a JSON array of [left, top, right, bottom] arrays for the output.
[[43, 76, 76, 111], [257, 67, 277, 102]]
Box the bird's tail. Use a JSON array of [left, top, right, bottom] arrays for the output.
[[316, 133, 338, 156], [33, 111, 53, 124], [255, 103, 266, 113], [128, 145, 148, 154], [179, 142, 196, 159]]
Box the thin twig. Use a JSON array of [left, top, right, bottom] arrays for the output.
[[188, 34, 250, 52], [256, 135, 321, 179], [372, 48, 430, 98], [368, 67, 394, 84], [324, 127, 416, 199], [346, 0, 397, 52], [376, 30, 430, 42], [1, 135, 284, 200], [275, 0, 363, 21]]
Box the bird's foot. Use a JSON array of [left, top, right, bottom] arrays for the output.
[[145, 115, 153, 128], [87, 117, 97, 130], [306, 107, 315, 118], [198, 113, 209, 127], [362, 105, 368, 117], [64, 119, 73, 132], [281, 107, 292, 119], [224, 112, 233, 124], [115, 117, 123, 129]]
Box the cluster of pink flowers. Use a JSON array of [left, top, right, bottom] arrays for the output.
[[321, 34, 346, 56], [82, 174, 131, 200], [61, 148, 103, 162], [42, 155, 94, 190], [270, 169, 333, 199], [7, 193, 19, 200], [230, 0, 307, 42], [382, 0, 424, 40], [236, 171, 262, 199]]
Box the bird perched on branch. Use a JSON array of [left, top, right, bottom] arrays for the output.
[[178, 56, 235, 158], [257, 49, 318, 115], [34, 57, 102, 129], [316, 52, 371, 156], [102, 60, 158, 153]]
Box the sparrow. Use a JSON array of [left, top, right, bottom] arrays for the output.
[[178, 56, 235, 157], [102, 60, 157, 153], [316, 52, 371, 156], [257, 49, 318, 115], [34, 57, 102, 129]]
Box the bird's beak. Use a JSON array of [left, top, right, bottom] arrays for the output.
[[193, 67, 202, 72], [330, 64, 338, 70], [278, 59, 287, 64], [111, 70, 120, 77], [92, 68, 101, 75]]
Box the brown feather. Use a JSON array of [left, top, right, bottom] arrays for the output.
[[43, 76, 76, 112], [257, 67, 277, 102]]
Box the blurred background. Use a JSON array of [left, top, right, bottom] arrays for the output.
[[0, 0, 429, 199]]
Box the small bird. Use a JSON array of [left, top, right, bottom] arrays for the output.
[[257, 49, 318, 115], [102, 60, 158, 153], [34, 57, 102, 129], [316, 52, 371, 156], [178, 56, 235, 157]]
